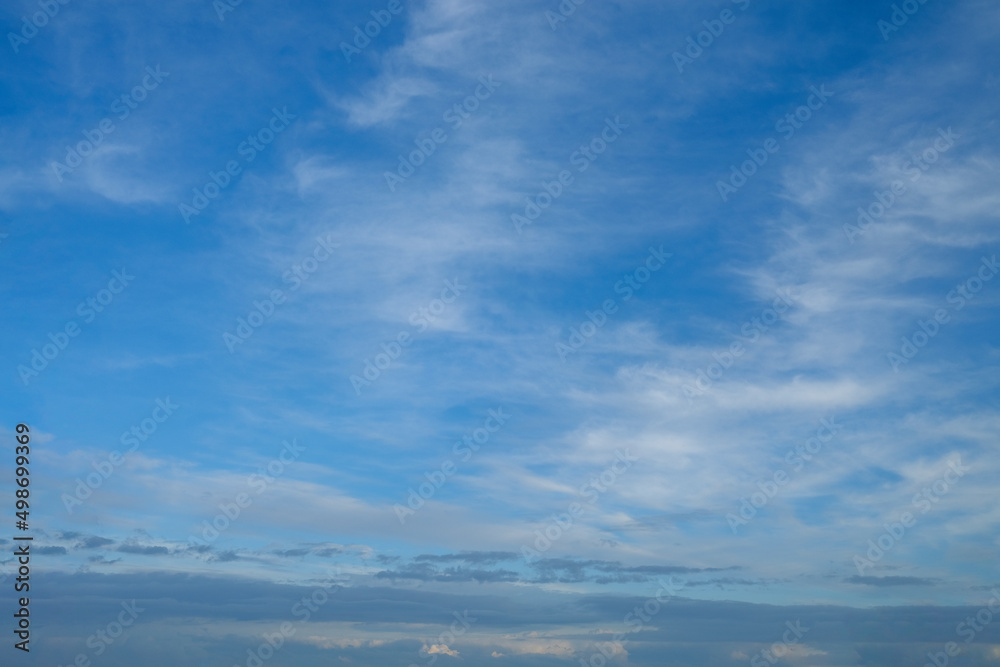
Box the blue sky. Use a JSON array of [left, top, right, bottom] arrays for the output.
[[2, 0, 1000, 665]]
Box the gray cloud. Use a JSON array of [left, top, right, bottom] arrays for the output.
[[87, 555, 121, 564], [30, 570, 1000, 646], [684, 577, 771, 589], [118, 545, 170, 556], [414, 551, 518, 564], [375, 557, 742, 586], [376, 562, 519, 584], [844, 576, 937, 587], [77, 536, 116, 549], [314, 547, 343, 557], [273, 548, 311, 558], [210, 550, 241, 563], [37, 546, 68, 555], [531, 559, 740, 585]]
